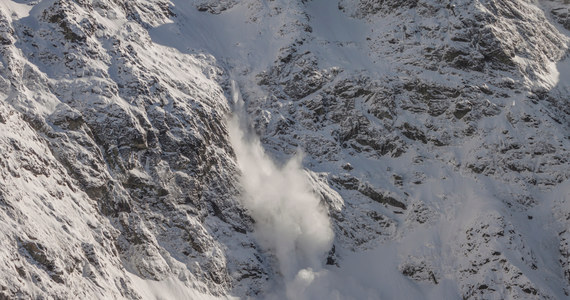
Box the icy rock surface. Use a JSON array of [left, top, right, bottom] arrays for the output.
[[0, 0, 570, 299]]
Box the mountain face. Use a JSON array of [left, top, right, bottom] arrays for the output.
[[0, 0, 569, 299]]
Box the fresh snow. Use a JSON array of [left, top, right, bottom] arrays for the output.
[[127, 272, 237, 300], [0, 1, 32, 20]]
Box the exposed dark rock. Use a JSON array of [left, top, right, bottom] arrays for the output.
[[358, 184, 406, 210]]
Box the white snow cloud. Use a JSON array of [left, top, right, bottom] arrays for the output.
[[228, 80, 334, 299]]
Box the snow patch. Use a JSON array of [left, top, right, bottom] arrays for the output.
[[0, 1, 33, 20], [127, 272, 236, 300]]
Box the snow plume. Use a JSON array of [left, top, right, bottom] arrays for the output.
[[227, 81, 334, 299]]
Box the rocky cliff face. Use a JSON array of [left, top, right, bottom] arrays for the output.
[[0, 0, 569, 299], [0, 0, 266, 298]]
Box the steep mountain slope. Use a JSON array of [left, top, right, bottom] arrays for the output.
[[0, 0, 266, 298], [0, 0, 569, 299]]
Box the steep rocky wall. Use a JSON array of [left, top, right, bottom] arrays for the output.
[[0, 0, 268, 298]]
